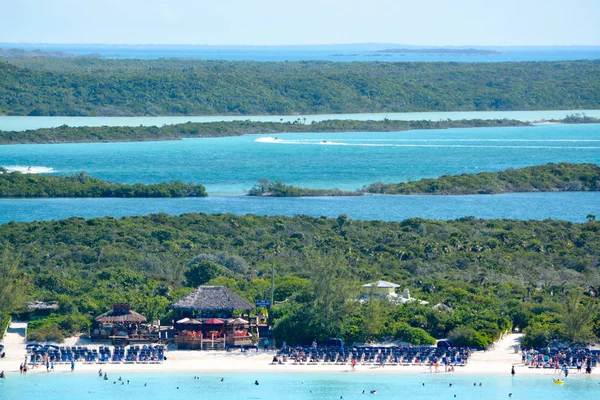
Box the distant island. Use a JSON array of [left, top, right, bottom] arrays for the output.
[[248, 163, 600, 197], [247, 179, 362, 197], [550, 113, 600, 124], [0, 169, 207, 198], [2, 59, 600, 116], [363, 163, 600, 195], [377, 48, 501, 55], [0, 47, 100, 59], [0, 118, 529, 145]]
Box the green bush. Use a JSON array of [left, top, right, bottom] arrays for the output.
[[448, 327, 492, 349], [393, 323, 436, 345], [27, 315, 92, 343]]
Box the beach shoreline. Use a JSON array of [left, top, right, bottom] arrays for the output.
[[1, 334, 598, 378]]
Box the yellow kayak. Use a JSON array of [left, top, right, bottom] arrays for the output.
[[553, 379, 564, 385]]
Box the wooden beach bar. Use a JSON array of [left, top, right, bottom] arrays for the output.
[[93, 304, 159, 344], [170, 286, 255, 350]]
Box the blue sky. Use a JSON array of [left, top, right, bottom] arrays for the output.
[[1, 0, 598, 46]]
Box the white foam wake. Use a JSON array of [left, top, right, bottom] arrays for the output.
[[255, 137, 284, 143], [254, 137, 600, 150], [2, 165, 55, 174], [255, 137, 347, 145]]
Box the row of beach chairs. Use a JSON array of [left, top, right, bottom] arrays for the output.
[[278, 345, 470, 366], [26, 343, 165, 364]]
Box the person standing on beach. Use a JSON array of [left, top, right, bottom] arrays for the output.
[[511, 366, 515, 377], [71, 359, 75, 372]]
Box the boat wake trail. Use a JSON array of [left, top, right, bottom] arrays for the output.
[[254, 137, 600, 149], [2, 165, 55, 174]]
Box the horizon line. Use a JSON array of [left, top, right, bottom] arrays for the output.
[[2, 42, 600, 48]]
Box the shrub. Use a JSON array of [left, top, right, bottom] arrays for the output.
[[27, 315, 92, 343], [394, 323, 437, 345], [448, 327, 492, 349]]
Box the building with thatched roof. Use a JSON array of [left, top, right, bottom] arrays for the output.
[[95, 305, 147, 324], [170, 286, 254, 318], [92, 304, 157, 344], [170, 286, 255, 350], [26, 301, 59, 319]]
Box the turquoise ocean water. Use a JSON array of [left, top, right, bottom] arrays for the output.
[[1, 124, 599, 193], [0, 192, 598, 224], [0, 371, 597, 400], [1, 123, 599, 223]]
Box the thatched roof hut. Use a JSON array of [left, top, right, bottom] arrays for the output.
[[96, 304, 147, 324], [27, 301, 59, 311], [170, 286, 253, 316]]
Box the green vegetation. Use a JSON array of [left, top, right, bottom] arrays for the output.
[[2, 59, 600, 116], [557, 113, 600, 124], [2, 213, 600, 347], [363, 163, 600, 195], [0, 170, 207, 198], [248, 178, 361, 197], [0, 313, 10, 338], [0, 119, 528, 145], [1, 250, 27, 339], [27, 315, 91, 343]]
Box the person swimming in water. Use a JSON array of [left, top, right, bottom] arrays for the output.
[[255, 380, 260, 385]]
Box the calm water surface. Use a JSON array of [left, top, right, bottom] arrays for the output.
[[3, 43, 600, 62], [1, 124, 598, 223], [0, 192, 598, 224], [1, 124, 599, 194], [0, 371, 597, 400]]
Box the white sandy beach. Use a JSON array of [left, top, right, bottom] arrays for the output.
[[1, 322, 598, 378]]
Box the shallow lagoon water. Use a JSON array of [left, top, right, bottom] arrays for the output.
[[1, 123, 599, 223], [0, 192, 598, 224], [0, 371, 597, 400], [1, 124, 599, 195]]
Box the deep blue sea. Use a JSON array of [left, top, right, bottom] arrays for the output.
[[0, 371, 598, 400], [1, 123, 599, 223], [2, 43, 600, 62]]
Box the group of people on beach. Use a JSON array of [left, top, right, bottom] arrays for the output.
[[521, 348, 595, 374]]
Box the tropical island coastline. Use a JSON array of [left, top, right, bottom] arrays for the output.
[[0, 169, 207, 198], [0, 118, 530, 145], [247, 163, 600, 197], [363, 162, 600, 195]]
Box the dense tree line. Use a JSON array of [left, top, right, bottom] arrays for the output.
[[557, 113, 600, 124], [1, 59, 600, 116], [247, 163, 600, 197], [1, 213, 599, 346], [247, 178, 362, 197], [363, 163, 600, 195], [0, 170, 207, 198], [0, 119, 528, 145]]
